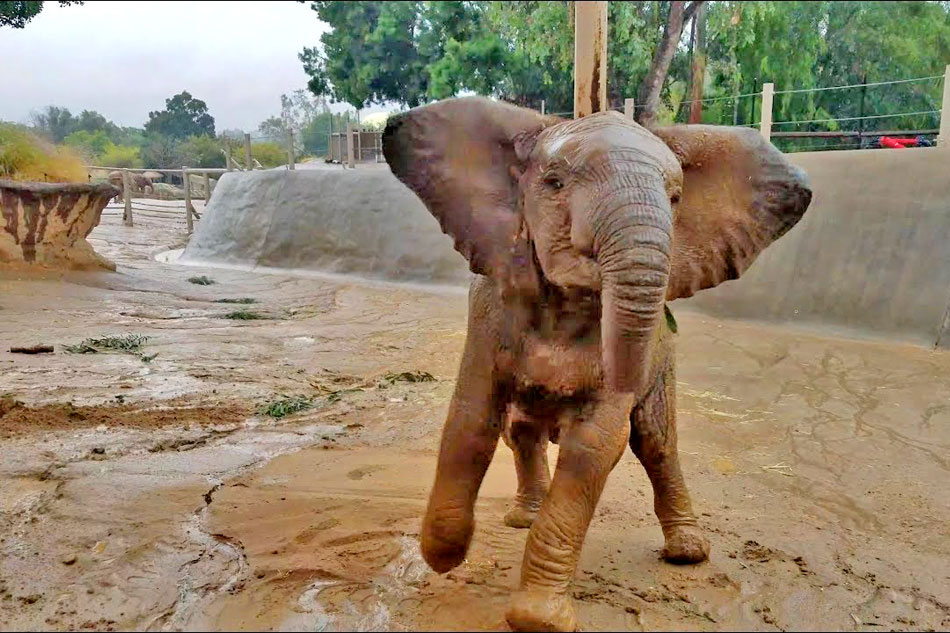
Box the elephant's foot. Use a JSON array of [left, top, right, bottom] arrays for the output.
[[661, 524, 710, 564], [504, 505, 538, 529], [506, 589, 578, 632]]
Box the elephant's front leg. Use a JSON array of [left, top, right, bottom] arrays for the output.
[[506, 395, 633, 632], [504, 403, 551, 529], [630, 363, 709, 564], [421, 324, 503, 573]]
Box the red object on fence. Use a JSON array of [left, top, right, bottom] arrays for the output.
[[879, 136, 918, 148]]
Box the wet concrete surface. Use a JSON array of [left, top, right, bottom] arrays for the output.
[[0, 211, 948, 631]]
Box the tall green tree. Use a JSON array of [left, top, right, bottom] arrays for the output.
[[0, 1, 81, 28], [145, 91, 215, 139]]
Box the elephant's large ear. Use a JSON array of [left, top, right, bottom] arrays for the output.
[[383, 97, 555, 278], [650, 125, 812, 301]]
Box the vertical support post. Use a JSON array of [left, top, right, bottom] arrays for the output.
[[624, 98, 634, 120], [287, 130, 295, 170], [376, 130, 381, 163], [244, 133, 252, 171], [122, 168, 132, 227], [356, 123, 362, 163], [938, 64, 950, 148], [328, 116, 333, 161], [573, 0, 607, 119], [346, 122, 355, 168], [203, 171, 211, 204], [182, 167, 193, 234], [760, 82, 774, 142], [540, 99, 546, 116]]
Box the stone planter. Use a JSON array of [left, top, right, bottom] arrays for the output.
[[0, 180, 119, 270]]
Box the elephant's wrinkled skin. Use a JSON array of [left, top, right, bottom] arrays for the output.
[[383, 97, 812, 632]]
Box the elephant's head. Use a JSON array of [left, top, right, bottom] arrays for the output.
[[383, 97, 811, 394]]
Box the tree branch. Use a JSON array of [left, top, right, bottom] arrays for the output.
[[683, 1, 704, 25]]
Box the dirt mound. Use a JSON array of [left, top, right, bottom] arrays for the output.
[[0, 398, 252, 439]]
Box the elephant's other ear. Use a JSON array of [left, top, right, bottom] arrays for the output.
[[383, 96, 556, 278], [651, 125, 813, 301]]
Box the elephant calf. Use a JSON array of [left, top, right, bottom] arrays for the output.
[[383, 97, 812, 631]]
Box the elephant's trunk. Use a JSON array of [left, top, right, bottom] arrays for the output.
[[592, 175, 672, 394]]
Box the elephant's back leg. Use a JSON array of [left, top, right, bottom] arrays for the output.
[[629, 360, 710, 563]]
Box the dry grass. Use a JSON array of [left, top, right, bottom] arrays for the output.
[[0, 123, 87, 183]]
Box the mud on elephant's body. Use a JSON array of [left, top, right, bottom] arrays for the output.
[[383, 97, 812, 631]]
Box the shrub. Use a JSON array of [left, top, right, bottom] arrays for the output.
[[99, 143, 143, 168], [0, 123, 87, 182]]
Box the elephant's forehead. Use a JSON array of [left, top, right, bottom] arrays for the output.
[[539, 113, 678, 171]]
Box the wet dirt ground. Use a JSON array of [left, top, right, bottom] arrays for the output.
[[1, 207, 948, 631]]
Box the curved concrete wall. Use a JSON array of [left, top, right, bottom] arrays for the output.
[[677, 147, 950, 348], [180, 168, 472, 286]]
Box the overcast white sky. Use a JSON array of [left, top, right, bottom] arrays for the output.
[[0, 1, 388, 131]]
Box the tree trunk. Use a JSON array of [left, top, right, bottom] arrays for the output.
[[688, 2, 706, 124], [636, 1, 703, 126]]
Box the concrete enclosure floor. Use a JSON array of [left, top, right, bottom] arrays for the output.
[[0, 211, 948, 631]]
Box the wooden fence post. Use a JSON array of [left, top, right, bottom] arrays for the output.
[[346, 122, 355, 168], [244, 133, 252, 171], [760, 82, 775, 142], [122, 168, 133, 227], [939, 64, 950, 148], [573, 0, 607, 119], [203, 171, 211, 204], [182, 167, 194, 233], [287, 130, 295, 170], [624, 98, 634, 120]]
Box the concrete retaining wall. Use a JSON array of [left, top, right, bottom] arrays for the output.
[[180, 168, 472, 286], [677, 147, 950, 348]]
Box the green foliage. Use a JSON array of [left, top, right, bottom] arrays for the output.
[[98, 142, 142, 168], [177, 135, 226, 168], [140, 134, 181, 169], [301, 0, 950, 146], [215, 298, 258, 304], [187, 275, 215, 285], [63, 334, 154, 362], [0, 123, 87, 182], [258, 395, 315, 419], [63, 129, 110, 159], [145, 91, 215, 140], [246, 141, 286, 168], [381, 370, 435, 384], [0, 1, 81, 28], [223, 310, 265, 320]]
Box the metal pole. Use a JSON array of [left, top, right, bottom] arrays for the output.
[[244, 133, 252, 171], [541, 99, 546, 115], [182, 167, 193, 233], [573, 0, 607, 119], [760, 83, 775, 142], [122, 168, 132, 226]]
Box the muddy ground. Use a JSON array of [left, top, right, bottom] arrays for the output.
[[1, 207, 948, 631]]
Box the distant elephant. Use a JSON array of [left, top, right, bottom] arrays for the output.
[[383, 97, 812, 631], [108, 170, 153, 199]]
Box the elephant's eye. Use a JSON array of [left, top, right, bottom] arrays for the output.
[[541, 173, 563, 191]]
